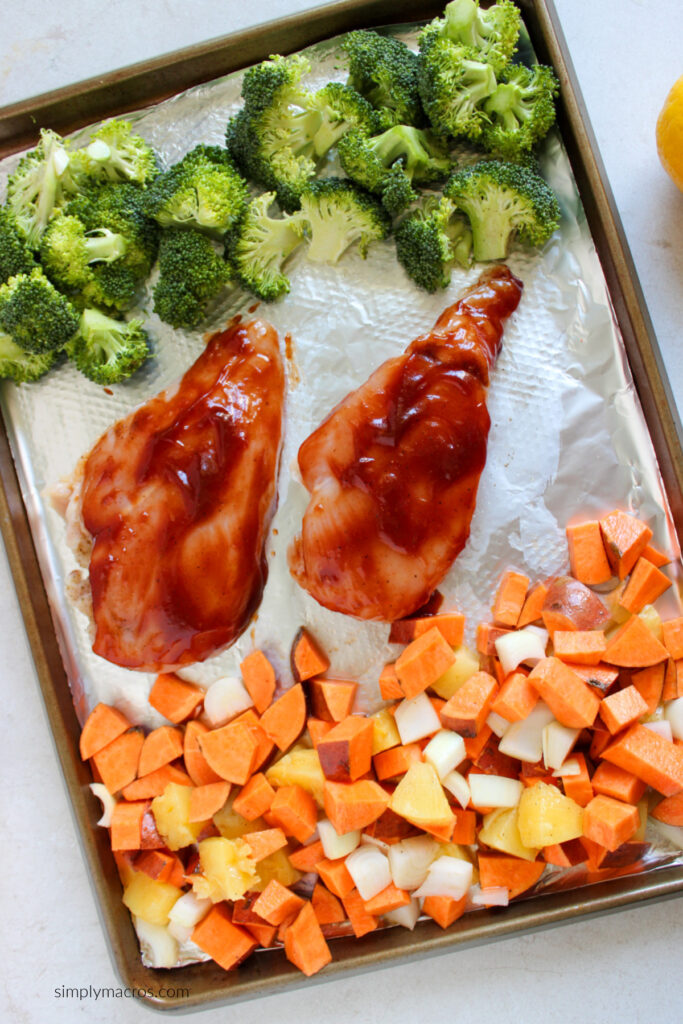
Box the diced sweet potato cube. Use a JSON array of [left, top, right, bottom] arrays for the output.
[[553, 630, 607, 666], [618, 557, 671, 615], [284, 901, 332, 976], [440, 671, 498, 736], [583, 795, 640, 851], [603, 615, 669, 668], [240, 650, 276, 714], [591, 762, 646, 805], [566, 521, 612, 585], [268, 785, 317, 843], [79, 703, 131, 761], [316, 715, 374, 782], [92, 729, 144, 794], [662, 617, 683, 660], [394, 627, 456, 699], [599, 685, 648, 734], [599, 510, 652, 580], [308, 678, 357, 723], [602, 724, 683, 796], [192, 904, 257, 970], [528, 658, 600, 729], [148, 673, 204, 723], [492, 570, 530, 627], [291, 628, 330, 682]]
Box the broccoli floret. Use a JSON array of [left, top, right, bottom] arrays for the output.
[[0, 207, 36, 284], [444, 159, 560, 261], [153, 229, 231, 329], [63, 183, 159, 310], [295, 177, 390, 263], [435, 0, 521, 74], [6, 129, 71, 248], [342, 30, 425, 128], [0, 330, 57, 382], [482, 63, 559, 160], [417, 35, 497, 140], [226, 55, 376, 212], [395, 195, 473, 292], [226, 192, 303, 302], [40, 212, 128, 292], [0, 268, 79, 353], [65, 307, 150, 383], [143, 144, 249, 235], [79, 119, 159, 185], [338, 125, 451, 216]]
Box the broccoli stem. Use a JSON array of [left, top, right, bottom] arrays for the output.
[[79, 308, 127, 359], [467, 209, 515, 261], [83, 229, 128, 264]]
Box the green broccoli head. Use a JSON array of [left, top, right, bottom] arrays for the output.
[[0, 207, 36, 285], [0, 268, 79, 353], [342, 30, 426, 128], [40, 212, 128, 293], [439, 0, 521, 74], [308, 83, 380, 157], [80, 119, 159, 185], [65, 307, 150, 384], [225, 192, 303, 302], [143, 144, 249, 234], [0, 330, 57, 383], [295, 177, 390, 263], [444, 159, 560, 261], [6, 129, 71, 248], [417, 35, 497, 140], [395, 195, 473, 292], [153, 228, 231, 329], [482, 63, 559, 160]]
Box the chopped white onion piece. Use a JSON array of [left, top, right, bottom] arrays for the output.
[[486, 711, 511, 739], [468, 773, 523, 809], [388, 835, 437, 891], [524, 625, 549, 649], [423, 729, 466, 779], [384, 898, 420, 930], [643, 719, 674, 743], [413, 856, 473, 901], [86, 139, 112, 162], [318, 819, 361, 858], [652, 820, 683, 851], [167, 919, 193, 944], [442, 770, 471, 809], [133, 917, 179, 969], [168, 891, 212, 929], [498, 701, 554, 763], [203, 675, 253, 727], [664, 697, 683, 741], [360, 833, 391, 852], [552, 757, 581, 778], [495, 629, 547, 677], [89, 782, 116, 827], [345, 845, 391, 901], [470, 886, 509, 907], [394, 691, 441, 745], [542, 721, 581, 771]]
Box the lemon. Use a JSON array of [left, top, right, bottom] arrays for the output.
[[656, 74, 683, 192]]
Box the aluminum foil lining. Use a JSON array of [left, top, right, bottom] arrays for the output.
[[0, 22, 681, 966]]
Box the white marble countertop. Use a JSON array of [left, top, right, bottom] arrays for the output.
[[1, 2, 682, 1022]]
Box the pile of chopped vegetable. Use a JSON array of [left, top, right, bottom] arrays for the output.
[[81, 508, 683, 975]]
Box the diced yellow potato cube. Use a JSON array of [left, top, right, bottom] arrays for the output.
[[213, 797, 265, 839], [265, 744, 325, 807], [634, 797, 648, 842], [151, 783, 205, 850], [606, 582, 630, 625], [122, 871, 182, 926], [431, 645, 480, 700], [371, 708, 401, 755], [517, 782, 584, 848], [639, 605, 663, 641], [390, 762, 454, 830], [252, 847, 301, 891], [478, 807, 540, 862], [191, 836, 258, 903]]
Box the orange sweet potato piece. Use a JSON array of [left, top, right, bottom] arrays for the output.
[[389, 613, 465, 647], [599, 684, 649, 734], [528, 658, 600, 729], [342, 890, 378, 938], [148, 673, 203, 723], [379, 663, 403, 700], [308, 678, 357, 723], [643, 542, 670, 567], [561, 752, 594, 807], [232, 772, 276, 821], [476, 622, 512, 655], [662, 617, 683, 660], [240, 650, 276, 714], [183, 720, 222, 786], [323, 779, 390, 834], [288, 840, 324, 874], [583, 794, 640, 851], [284, 901, 332, 976], [92, 729, 144, 794], [422, 894, 467, 929], [618, 558, 671, 615], [232, 709, 275, 772], [602, 724, 683, 796], [140, 807, 167, 850], [110, 800, 148, 851], [121, 762, 192, 801], [451, 808, 476, 844], [541, 576, 609, 638], [553, 630, 607, 667], [478, 853, 545, 899], [80, 703, 131, 761], [440, 671, 498, 736], [599, 511, 653, 580], [243, 827, 288, 862], [307, 717, 334, 748], [311, 883, 346, 925], [603, 615, 669, 668], [268, 785, 317, 843], [291, 628, 330, 683], [591, 762, 646, 804], [317, 715, 374, 782], [374, 743, 422, 781], [464, 723, 493, 762], [188, 781, 231, 822], [198, 720, 259, 785], [542, 839, 587, 867], [260, 684, 306, 752], [566, 521, 613, 586], [567, 662, 619, 696], [192, 904, 257, 970], [630, 664, 665, 715], [517, 582, 548, 628], [134, 848, 185, 887], [490, 670, 537, 723], [590, 725, 612, 761], [394, 627, 456, 699], [315, 857, 355, 899], [138, 725, 184, 778], [662, 658, 683, 701], [651, 792, 683, 826], [253, 879, 305, 926], [363, 883, 411, 915], [492, 570, 530, 627]]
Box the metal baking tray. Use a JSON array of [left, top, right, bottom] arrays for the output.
[[0, 0, 681, 1010]]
